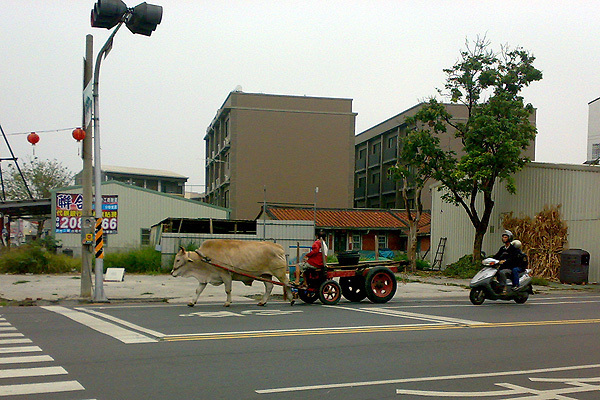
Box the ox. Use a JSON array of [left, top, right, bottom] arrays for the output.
[[171, 239, 294, 307]]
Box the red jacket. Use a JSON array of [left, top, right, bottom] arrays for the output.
[[305, 239, 325, 268]]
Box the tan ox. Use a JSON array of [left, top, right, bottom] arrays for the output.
[[171, 239, 294, 307]]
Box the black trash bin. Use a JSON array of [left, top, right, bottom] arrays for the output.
[[560, 249, 590, 284], [336, 250, 360, 266]]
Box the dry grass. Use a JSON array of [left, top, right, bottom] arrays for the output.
[[503, 205, 568, 281]]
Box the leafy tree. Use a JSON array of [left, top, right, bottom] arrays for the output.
[[4, 158, 73, 200], [3, 158, 73, 238], [402, 37, 542, 262], [390, 103, 454, 271]]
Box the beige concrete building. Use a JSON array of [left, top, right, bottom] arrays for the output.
[[354, 102, 536, 210], [204, 91, 357, 220]]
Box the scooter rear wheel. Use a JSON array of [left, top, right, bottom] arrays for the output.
[[514, 291, 529, 304], [469, 287, 485, 305]]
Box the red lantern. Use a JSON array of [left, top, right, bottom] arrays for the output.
[[27, 132, 40, 145], [72, 127, 86, 142]]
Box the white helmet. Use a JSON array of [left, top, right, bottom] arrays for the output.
[[502, 230, 513, 241], [511, 240, 522, 249]]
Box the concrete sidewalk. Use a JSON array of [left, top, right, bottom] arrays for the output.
[[0, 272, 595, 306]]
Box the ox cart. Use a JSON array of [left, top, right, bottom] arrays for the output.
[[292, 260, 407, 305], [194, 252, 406, 306]]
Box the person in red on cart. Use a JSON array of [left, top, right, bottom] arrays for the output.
[[304, 230, 328, 270]]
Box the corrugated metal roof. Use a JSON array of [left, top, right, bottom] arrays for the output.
[[102, 165, 188, 179], [265, 205, 430, 233]]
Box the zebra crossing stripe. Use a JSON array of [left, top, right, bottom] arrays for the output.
[[0, 327, 17, 332], [0, 380, 84, 396], [0, 355, 53, 364], [0, 346, 41, 354], [0, 366, 67, 378], [0, 332, 24, 338], [0, 338, 31, 345]]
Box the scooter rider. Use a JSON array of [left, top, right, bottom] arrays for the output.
[[493, 230, 521, 293]]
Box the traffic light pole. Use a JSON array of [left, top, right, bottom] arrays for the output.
[[81, 34, 94, 298], [92, 21, 125, 302]]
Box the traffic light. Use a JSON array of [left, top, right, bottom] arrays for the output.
[[126, 2, 163, 36], [91, 0, 128, 29]]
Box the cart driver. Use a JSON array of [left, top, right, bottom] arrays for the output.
[[304, 230, 328, 271]]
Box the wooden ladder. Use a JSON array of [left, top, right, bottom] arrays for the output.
[[431, 237, 447, 270]]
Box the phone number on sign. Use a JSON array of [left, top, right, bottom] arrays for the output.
[[55, 216, 118, 234]]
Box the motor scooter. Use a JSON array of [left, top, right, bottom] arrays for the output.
[[469, 258, 533, 305]]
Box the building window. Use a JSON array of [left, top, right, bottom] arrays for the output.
[[359, 148, 366, 159], [372, 142, 380, 154], [378, 234, 387, 249], [387, 136, 395, 149], [371, 172, 380, 185], [141, 228, 150, 246], [352, 234, 361, 250], [593, 143, 600, 160]]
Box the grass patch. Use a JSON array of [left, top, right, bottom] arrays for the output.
[[0, 242, 80, 274], [531, 276, 549, 286], [103, 246, 163, 274]]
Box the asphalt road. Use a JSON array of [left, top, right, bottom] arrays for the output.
[[2, 293, 600, 399]]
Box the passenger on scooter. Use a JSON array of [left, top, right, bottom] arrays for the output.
[[492, 230, 521, 293]]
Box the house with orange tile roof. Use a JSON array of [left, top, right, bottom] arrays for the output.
[[258, 204, 430, 256]]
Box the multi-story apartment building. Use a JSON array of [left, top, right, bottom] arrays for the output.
[[204, 91, 357, 220], [354, 103, 536, 210]]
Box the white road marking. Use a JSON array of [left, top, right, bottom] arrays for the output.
[[42, 306, 158, 343], [0, 327, 17, 332], [0, 345, 41, 354], [0, 332, 23, 338], [163, 323, 436, 340], [0, 355, 53, 364], [0, 366, 67, 378], [0, 338, 31, 345], [0, 380, 84, 396], [76, 307, 165, 338], [329, 306, 485, 325], [256, 363, 600, 394]]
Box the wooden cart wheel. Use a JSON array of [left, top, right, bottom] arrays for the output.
[[298, 289, 319, 304], [319, 280, 342, 305], [365, 267, 397, 303], [340, 276, 367, 302]]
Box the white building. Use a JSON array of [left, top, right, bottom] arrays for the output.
[[588, 97, 600, 163], [51, 181, 228, 255], [430, 162, 600, 282]]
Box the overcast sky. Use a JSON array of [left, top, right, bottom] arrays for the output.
[[1, 1, 598, 191]]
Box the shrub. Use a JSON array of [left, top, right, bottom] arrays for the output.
[[393, 253, 431, 271], [443, 254, 480, 279], [103, 246, 162, 274], [0, 242, 80, 274]]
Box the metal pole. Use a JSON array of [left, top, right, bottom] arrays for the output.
[[92, 22, 124, 302], [263, 185, 266, 239], [81, 34, 94, 298]]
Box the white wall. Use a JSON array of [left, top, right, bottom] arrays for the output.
[[431, 162, 600, 282], [52, 181, 228, 255], [588, 99, 600, 162]]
